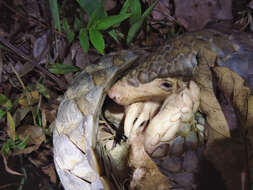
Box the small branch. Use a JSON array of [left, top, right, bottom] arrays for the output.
[[0, 36, 66, 89]]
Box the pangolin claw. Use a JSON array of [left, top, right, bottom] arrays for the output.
[[144, 81, 200, 155], [124, 101, 160, 140]]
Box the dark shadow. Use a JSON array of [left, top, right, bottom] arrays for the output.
[[198, 156, 227, 190]]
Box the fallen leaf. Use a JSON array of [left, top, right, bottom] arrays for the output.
[[175, 0, 232, 31], [36, 82, 50, 99], [13, 106, 31, 127], [197, 65, 253, 190], [213, 66, 253, 128], [194, 60, 231, 142], [17, 62, 34, 77], [13, 145, 40, 155], [42, 164, 57, 184], [7, 112, 16, 141], [14, 125, 46, 156], [248, 0, 253, 9], [18, 90, 40, 106], [150, 0, 171, 21]]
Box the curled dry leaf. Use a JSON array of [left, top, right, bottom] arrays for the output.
[[213, 67, 253, 128], [199, 66, 253, 190]]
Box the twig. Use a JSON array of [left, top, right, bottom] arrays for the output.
[[9, 63, 31, 104], [0, 36, 66, 89], [0, 183, 16, 189], [1, 154, 23, 176]]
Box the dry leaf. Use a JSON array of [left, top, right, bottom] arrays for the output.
[[175, 0, 232, 31], [248, 0, 253, 9], [33, 31, 49, 61], [13, 145, 40, 155], [196, 66, 253, 190], [148, 0, 175, 34], [18, 90, 40, 106], [13, 106, 31, 127], [194, 59, 230, 142], [42, 164, 57, 184], [14, 125, 45, 155], [213, 67, 253, 128], [7, 112, 16, 141], [16, 125, 45, 146]]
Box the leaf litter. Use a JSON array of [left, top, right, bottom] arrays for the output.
[[0, 0, 253, 190]]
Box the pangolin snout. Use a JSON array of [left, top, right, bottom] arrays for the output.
[[108, 91, 121, 104], [108, 85, 124, 105]]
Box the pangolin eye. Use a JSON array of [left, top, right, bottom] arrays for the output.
[[160, 81, 172, 90]]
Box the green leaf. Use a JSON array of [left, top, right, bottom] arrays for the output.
[[142, 0, 159, 18], [36, 83, 50, 99], [108, 30, 120, 44], [112, 0, 130, 28], [76, 0, 101, 16], [7, 112, 16, 141], [0, 93, 8, 105], [127, 0, 158, 45], [63, 18, 75, 43], [0, 109, 6, 118], [89, 28, 105, 55], [62, 18, 69, 31], [127, 17, 144, 45], [120, 0, 130, 15], [74, 17, 83, 31], [36, 109, 42, 127], [49, 64, 79, 75], [129, 0, 142, 24], [16, 136, 29, 150], [0, 94, 12, 110], [79, 28, 89, 53], [1, 141, 10, 156], [67, 30, 75, 43], [49, 0, 61, 32], [95, 13, 131, 30], [88, 3, 106, 28], [7, 138, 15, 148]]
